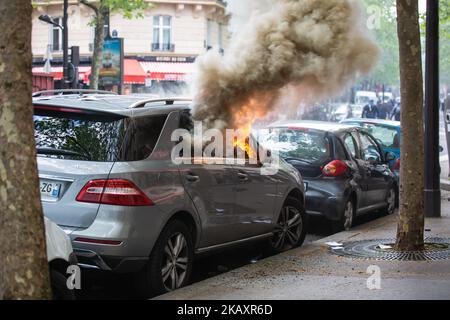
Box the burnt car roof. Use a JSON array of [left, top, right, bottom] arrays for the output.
[[342, 118, 401, 128], [32, 94, 192, 117], [268, 120, 357, 133]]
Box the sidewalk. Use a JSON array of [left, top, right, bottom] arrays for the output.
[[442, 159, 450, 191], [156, 192, 450, 300]]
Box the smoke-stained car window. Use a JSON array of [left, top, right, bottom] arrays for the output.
[[34, 108, 167, 162], [335, 138, 349, 161], [344, 134, 359, 159], [359, 132, 382, 163], [263, 128, 331, 165]]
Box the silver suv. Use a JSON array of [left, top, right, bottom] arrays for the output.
[[33, 91, 306, 296]]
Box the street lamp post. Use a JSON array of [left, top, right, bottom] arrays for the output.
[[62, 0, 69, 89], [424, 0, 441, 217], [39, 0, 70, 89]]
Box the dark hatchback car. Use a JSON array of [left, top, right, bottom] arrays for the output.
[[262, 121, 397, 231]]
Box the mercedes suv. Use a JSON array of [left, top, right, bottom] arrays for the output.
[[33, 91, 307, 296]]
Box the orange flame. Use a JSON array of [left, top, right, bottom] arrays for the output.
[[231, 97, 268, 159]]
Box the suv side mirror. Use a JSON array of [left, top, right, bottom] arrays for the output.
[[385, 152, 396, 162], [439, 145, 444, 153]]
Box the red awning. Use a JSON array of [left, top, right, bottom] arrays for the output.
[[32, 59, 147, 85], [123, 59, 146, 84], [140, 62, 195, 82], [32, 66, 91, 83]]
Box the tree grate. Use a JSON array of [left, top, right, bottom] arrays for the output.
[[330, 238, 450, 261]]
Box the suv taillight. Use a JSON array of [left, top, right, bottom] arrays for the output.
[[76, 179, 153, 206], [322, 160, 349, 177]]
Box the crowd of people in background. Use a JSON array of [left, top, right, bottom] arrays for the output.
[[362, 98, 401, 121], [362, 94, 450, 121]]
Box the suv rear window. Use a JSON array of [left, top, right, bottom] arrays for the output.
[[34, 107, 167, 162]]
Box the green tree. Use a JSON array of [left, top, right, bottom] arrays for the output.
[[439, 1, 450, 86], [79, 0, 149, 90], [362, 0, 400, 87], [0, 0, 52, 299], [395, 0, 425, 251]]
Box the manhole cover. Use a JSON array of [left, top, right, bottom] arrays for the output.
[[330, 238, 450, 261]]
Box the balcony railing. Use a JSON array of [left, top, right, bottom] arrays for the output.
[[152, 43, 175, 52]]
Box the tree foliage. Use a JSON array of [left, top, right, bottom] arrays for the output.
[[81, 0, 149, 22], [80, 0, 150, 90], [362, 0, 450, 87], [439, 1, 450, 85], [362, 0, 400, 86]]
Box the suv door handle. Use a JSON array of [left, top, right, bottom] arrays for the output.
[[185, 173, 200, 183]]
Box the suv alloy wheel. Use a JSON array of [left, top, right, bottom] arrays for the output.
[[269, 197, 307, 253], [136, 220, 194, 297]]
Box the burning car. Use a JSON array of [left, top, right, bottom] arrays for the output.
[[34, 92, 307, 297]]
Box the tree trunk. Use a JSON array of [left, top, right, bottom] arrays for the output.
[[90, 4, 108, 90], [0, 1, 52, 299], [395, 0, 425, 251]]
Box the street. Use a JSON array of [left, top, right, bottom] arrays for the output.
[[73, 113, 449, 300], [1, 0, 450, 304]]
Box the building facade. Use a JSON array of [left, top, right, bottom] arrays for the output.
[[31, 0, 229, 93]]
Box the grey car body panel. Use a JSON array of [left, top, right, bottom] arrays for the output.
[[38, 158, 114, 228], [35, 96, 305, 273]]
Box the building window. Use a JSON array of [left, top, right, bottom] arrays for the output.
[[152, 15, 173, 52], [218, 23, 224, 53], [206, 19, 213, 50], [50, 17, 62, 52]]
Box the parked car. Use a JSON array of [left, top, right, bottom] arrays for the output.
[[340, 119, 401, 175], [45, 217, 77, 300], [340, 119, 444, 187], [261, 121, 397, 232], [33, 92, 307, 296]]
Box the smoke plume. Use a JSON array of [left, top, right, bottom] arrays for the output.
[[192, 0, 380, 130]]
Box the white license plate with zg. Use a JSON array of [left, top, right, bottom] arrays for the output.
[[40, 180, 62, 200]]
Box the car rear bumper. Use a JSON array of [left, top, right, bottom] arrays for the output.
[[304, 179, 349, 221], [66, 205, 168, 273], [75, 249, 147, 273]]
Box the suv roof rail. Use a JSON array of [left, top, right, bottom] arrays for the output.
[[131, 98, 193, 109], [32, 89, 118, 98]]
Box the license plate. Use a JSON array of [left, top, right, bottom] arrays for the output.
[[40, 181, 62, 199]]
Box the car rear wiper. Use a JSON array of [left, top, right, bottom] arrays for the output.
[[37, 147, 91, 160]]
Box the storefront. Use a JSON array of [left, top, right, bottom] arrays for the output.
[[32, 57, 196, 96]]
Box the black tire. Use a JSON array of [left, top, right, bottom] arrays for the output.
[[331, 198, 355, 233], [135, 220, 194, 298], [382, 186, 396, 216], [267, 196, 307, 254], [50, 269, 76, 300]]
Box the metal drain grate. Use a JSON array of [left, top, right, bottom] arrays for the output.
[[330, 238, 450, 261]]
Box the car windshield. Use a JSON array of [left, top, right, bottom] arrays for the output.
[[359, 123, 399, 149], [262, 128, 331, 164], [34, 107, 167, 162]]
